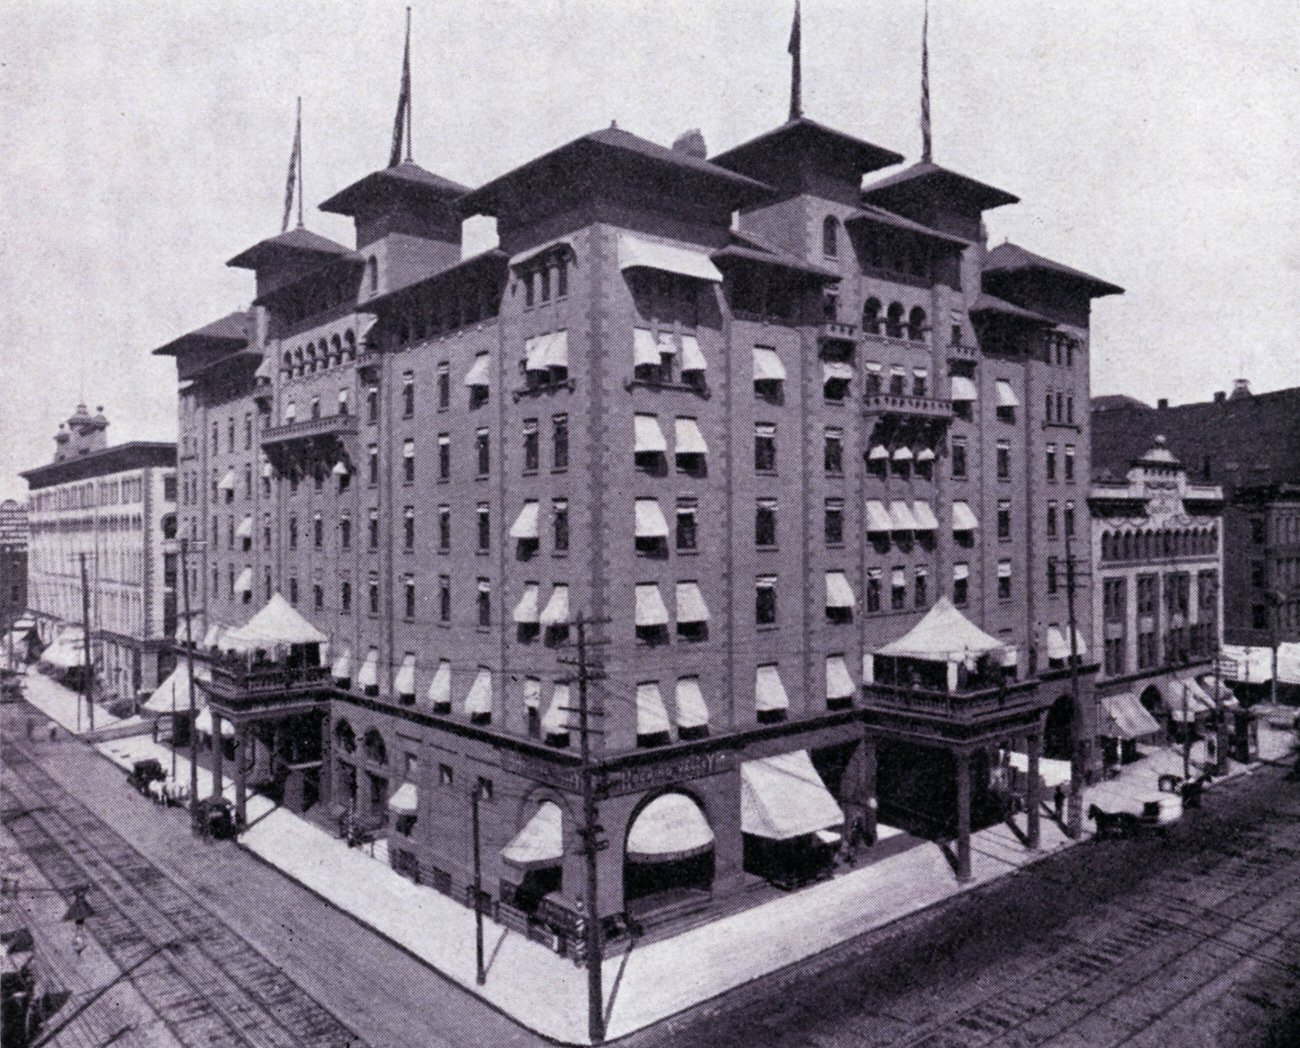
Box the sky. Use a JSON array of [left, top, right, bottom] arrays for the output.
[[1, 0, 1296, 502]]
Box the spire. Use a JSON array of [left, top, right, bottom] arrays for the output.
[[787, 0, 802, 122], [389, 8, 413, 167], [921, 0, 932, 162], [282, 97, 303, 233]]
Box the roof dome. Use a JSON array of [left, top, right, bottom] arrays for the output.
[[1138, 435, 1180, 466]]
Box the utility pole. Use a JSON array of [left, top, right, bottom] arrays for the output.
[[78, 552, 95, 733], [170, 680, 178, 781], [1063, 527, 1085, 840], [1210, 575, 1228, 775], [180, 539, 200, 826], [576, 615, 605, 1045], [1182, 683, 1192, 780], [471, 778, 486, 986]]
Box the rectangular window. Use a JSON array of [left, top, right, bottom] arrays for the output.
[[1046, 444, 1057, 482], [891, 567, 907, 611], [912, 368, 929, 398], [553, 499, 569, 553], [403, 439, 415, 483], [477, 579, 491, 627], [404, 574, 416, 619], [914, 566, 928, 608], [368, 508, 380, 550], [951, 437, 967, 479], [1046, 501, 1058, 538], [338, 388, 350, 416], [288, 515, 298, 550], [244, 413, 253, 449], [439, 575, 451, 623], [1064, 500, 1075, 536], [404, 506, 415, 551], [552, 414, 569, 471], [825, 498, 844, 545], [755, 498, 777, 548], [366, 386, 379, 424], [998, 499, 1012, 540], [996, 440, 1010, 479], [368, 572, 380, 615], [1064, 445, 1075, 482], [368, 444, 379, 485], [824, 428, 843, 475], [676, 498, 698, 552], [437, 363, 450, 410], [1047, 557, 1058, 594], [953, 564, 969, 606], [866, 568, 881, 612], [313, 513, 323, 549], [998, 561, 1012, 601], [402, 372, 415, 417], [438, 434, 450, 480], [754, 423, 776, 473], [756, 576, 777, 625], [438, 505, 450, 552], [477, 503, 490, 552], [288, 576, 298, 605], [476, 430, 490, 476], [314, 582, 324, 611], [523, 418, 539, 473]]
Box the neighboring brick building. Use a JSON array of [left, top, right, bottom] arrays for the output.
[[1, 499, 28, 656], [20, 406, 177, 700], [157, 101, 1120, 934], [1093, 383, 1300, 645], [1089, 437, 1224, 759]]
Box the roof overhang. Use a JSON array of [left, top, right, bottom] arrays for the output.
[[319, 163, 470, 216], [357, 248, 510, 314], [712, 117, 902, 180], [984, 242, 1124, 298], [845, 203, 971, 248], [151, 310, 251, 357], [227, 228, 352, 271], [969, 292, 1057, 326], [862, 161, 1019, 212]]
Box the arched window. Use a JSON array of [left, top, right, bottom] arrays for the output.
[[363, 728, 387, 765], [862, 298, 882, 335], [282, 351, 293, 376], [822, 215, 839, 258], [294, 348, 305, 375], [907, 306, 927, 342], [367, 256, 378, 294], [343, 329, 356, 360], [885, 302, 905, 339], [317, 339, 328, 371], [334, 719, 356, 754], [330, 334, 342, 366]]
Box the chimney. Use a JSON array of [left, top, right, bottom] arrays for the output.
[[1157, 398, 1168, 410], [672, 129, 707, 159], [1213, 391, 1226, 403], [1229, 378, 1251, 400]]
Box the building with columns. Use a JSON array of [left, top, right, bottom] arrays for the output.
[[155, 19, 1122, 946], [21, 405, 177, 701]]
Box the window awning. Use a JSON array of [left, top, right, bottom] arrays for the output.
[[998, 562, 1012, 579], [995, 379, 1020, 408], [911, 502, 939, 531], [236, 515, 253, 539], [825, 571, 855, 609], [194, 708, 235, 739], [543, 683, 571, 736], [635, 583, 670, 627], [753, 347, 786, 382], [865, 500, 893, 533], [234, 567, 254, 595], [892, 445, 914, 463], [634, 327, 661, 368], [1046, 625, 1087, 660], [545, 331, 568, 369], [510, 501, 540, 540], [523, 677, 542, 710], [332, 460, 350, 476], [539, 585, 570, 627], [636, 683, 671, 737], [953, 563, 970, 581], [674, 417, 708, 456], [634, 498, 669, 539], [634, 414, 667, 454], [388, 782, 418, 817], [675, 582, 709, 624], [331, 647, 352, 683], [502, 802, 563, 870], [524, 335, 550, 373], [618, 232, 723, 283], [741, 751, 844, 840], [463, 353, 491, 388], [142, 661, 211, 713], [889, 501, 919, 532], [755, 665, 789, 712], [1100, 693, 1162, 739], [675, 678, 710, 729], [394, 654, 416, 697], [826, 656, 854, 700], [822, 361, 854, 383], [952, 501, 979, 532], [218, 469, 237, 492], [867, 444, 889, 462], [950, 375, 978, 402], [428, 660, 451, 707], [513, 583, 540, 624], [626, 793, 715, 863], [357, 648, 379, 690], [464, 669, 493, 716], [917, 447, 936, 463], [680, 334, 707, 373]]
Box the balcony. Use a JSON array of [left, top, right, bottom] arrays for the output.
[[863, 677, 1047, 743], [355, 348, 384, 381], [947, 342, 980, 361], [862, 392, 953, 421], [817, 321, 858, 348], [260, 413, 359, 448], [205, 657, 332, 714]]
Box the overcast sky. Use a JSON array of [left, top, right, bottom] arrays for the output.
[[1, 0, 1296, 502]]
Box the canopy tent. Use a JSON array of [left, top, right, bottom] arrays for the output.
[[740, 751, 844, 840], [1099, 692, 1162, 739], [222, 594, 326, 652], [502, 801, 564, 870], [387, 782, 418, 817], [142, 661, 210, 714], [876, 597, 1005, 660], [626, 793, 715, 863]]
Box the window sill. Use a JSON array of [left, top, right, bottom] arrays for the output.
[[513, 380, 576, 402], [625, 378, 710, 399], [677, 547, 699, 556]]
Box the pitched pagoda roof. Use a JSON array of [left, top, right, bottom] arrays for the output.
[[358, 248, 510, 313], [712, 230, 841, 281], [151, 310, 251, 357], [460, 125, 773, 216], [969, 292, 1056, 325], [226, 227, 352, 270], [223, 593, 327, 650], [875, 597, 1007, 661], [862, 160, 1019, 212], [711, 117, 902, 179], [984, 242, 1124, 297], [845, 202, 971, 247], [319, 162, 471, 216]]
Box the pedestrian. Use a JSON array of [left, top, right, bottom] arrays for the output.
[[1053, 784, 1065, 821]]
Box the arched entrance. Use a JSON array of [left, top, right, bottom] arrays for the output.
[[1044, 695, 1073, 760], [1139, 685, 1162, 716], [623, 791, 715, 921]]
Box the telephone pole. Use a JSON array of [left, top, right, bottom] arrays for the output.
[[78, 551, 95, 733], [1063, 528, 1085, 839], [575, 615, 605, 1045], [471, 778, 486, 986], [179, 539, 200, 824]]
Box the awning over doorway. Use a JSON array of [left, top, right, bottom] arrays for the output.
[[626, 793, 715, 863], [1162, 677, 1213, 720], [740, 750, 844, 841], [194, 708, 235, 738], [387, 782, 418, 817], [142, 661, 210, 714], [1099, 692, 1162, 739], [502, 801, 564, 870]]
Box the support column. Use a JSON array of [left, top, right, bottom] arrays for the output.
[[1026, 730, 1042, 850], [955, 749, 972, 882], [862, 735, 878, 845], [211, 713, 224, 799], [234, 724, 248, 828]]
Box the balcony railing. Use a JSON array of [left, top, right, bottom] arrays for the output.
[[207, 659, 331, 701], [862, 329, 930, 350], [862, 392, 953, 420], [863, 677, 1043, 725], [260, 413, 359, 447], [817, 321, 858, 346], [947, 342, 980, 360]]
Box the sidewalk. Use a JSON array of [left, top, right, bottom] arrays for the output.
[[15, 668, 1298, 1045]]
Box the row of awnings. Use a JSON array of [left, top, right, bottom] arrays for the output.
[[865, 500, 943, 533], [948, 376, 1021, 407], [634, 414, 708, 456], [633, 582, 709, 626], [634, 328, 708, 372], [334, 649, 493, 715], [1045, 625, 1088, 661], [868, 445, 937, 464], [512, 583, 572, 626]]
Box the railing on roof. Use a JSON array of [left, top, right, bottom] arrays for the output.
[[863, 677, 1043, 724], [207, 658, 331, 701], [862, 393, 953, 420], [260, 414, 359, 446]]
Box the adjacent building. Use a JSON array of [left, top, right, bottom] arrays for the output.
[[21, 405, 177, 701], [1, 499, 27, 631], [1093, 383, 1300, 647]]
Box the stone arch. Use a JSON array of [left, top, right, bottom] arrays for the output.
[[885, 302, 906, 339], [334, 718, 356, 754], [862, 297, 882, 334], [622, 788, 716, 906], [907, 305, 927, 341], [362, 727, 387, 765]]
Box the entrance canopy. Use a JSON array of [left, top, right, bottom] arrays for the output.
[[194, 707, 235, 738], [626, 793, 714, 863], [142, 661, 211, 714], [1162, 677, 1214, 721], [39, 637, 84, 670], [1099, 692, 1161, 739], [741, 750, 844, 841], [502, 801, 563, 870], [222, 594, 327, 652]]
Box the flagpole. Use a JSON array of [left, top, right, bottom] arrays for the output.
[[296, 97, 304, 229], [788, 0, 802, 122], [404, 7, 413, 163], [921, 0, 932, 162]]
